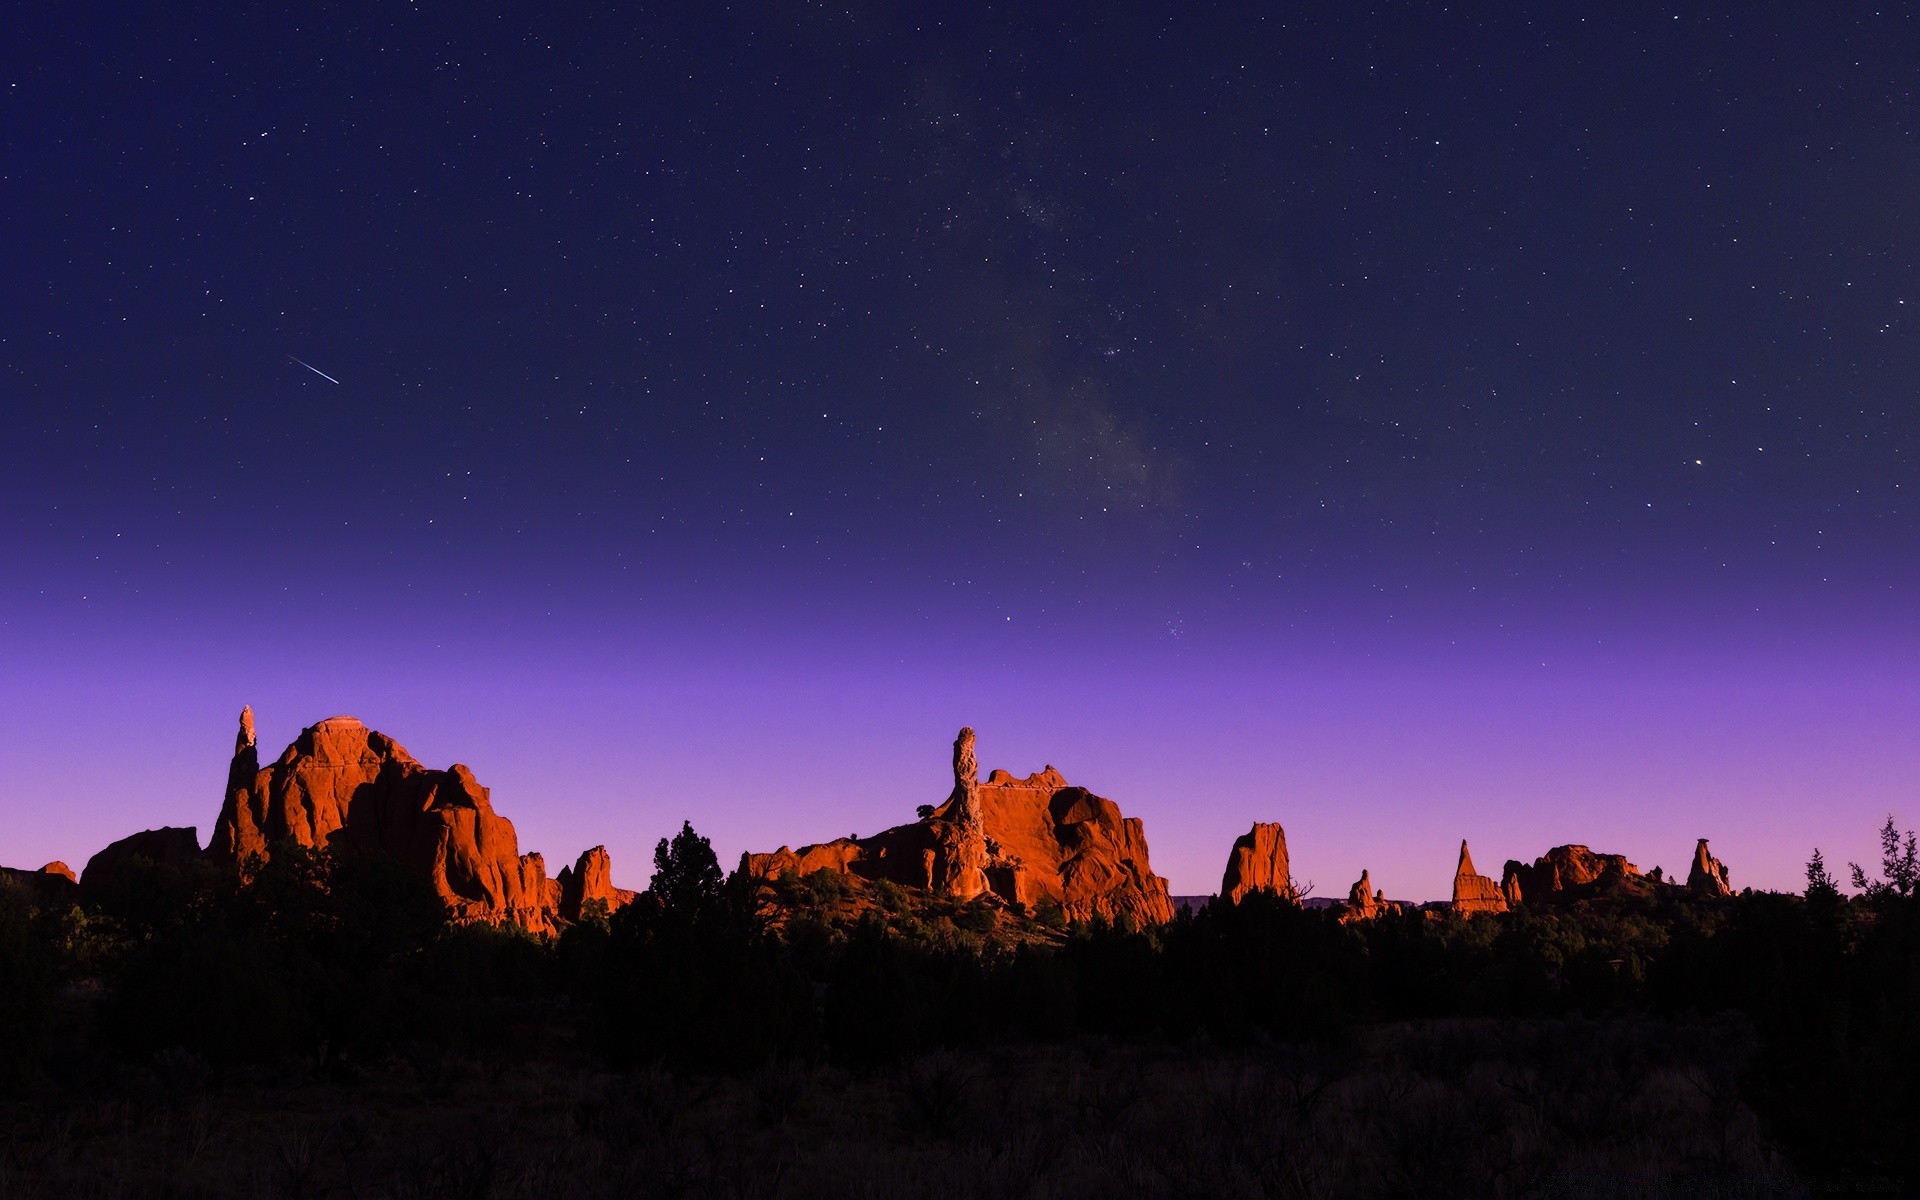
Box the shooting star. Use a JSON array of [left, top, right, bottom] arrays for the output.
[[288, 355, 340, 385]]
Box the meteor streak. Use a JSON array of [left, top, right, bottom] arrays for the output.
[[288, 355, 340, 385]]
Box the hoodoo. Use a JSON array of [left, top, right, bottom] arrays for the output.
[[1342, 868, 1386, 922], [1220, 822, 1294, 904], [1688, 839, 1733, 896], [743, 727, 1175, 925], [1452, 840, 1509, 914]]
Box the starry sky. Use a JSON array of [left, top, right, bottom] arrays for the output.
[[4, 4, 1917, 899]]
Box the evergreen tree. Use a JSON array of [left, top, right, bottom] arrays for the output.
[[1804, 848, 1840, 901], [650, 820, 725, 914]]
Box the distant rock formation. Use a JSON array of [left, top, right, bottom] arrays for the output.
[[0, 862, 80, 908], [1500, 845, 1645, 903], [1452, 840, 1509, 914], [742, 728, 1175, 926], [208, 710, 608, 934], [1688, 839, 1733, 896], [1341, 868, 1390, 922], [557, 845, 637, 921], [1220, 822, 1294, 905], [81, 827, 203, 893]]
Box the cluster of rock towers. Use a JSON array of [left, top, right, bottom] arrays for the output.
[[6, 711, 1740, 931]]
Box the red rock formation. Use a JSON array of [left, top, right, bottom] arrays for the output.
[[1500, 845, 1644, 903], [1452, 840, 1508, 914], [1687, 839, 1732, 896], [210, 711, 557, 933], [1220, 822, 1294, 904], [557, 845, 637, 920], [1341, 869, 1386, 922], [0, 862, 80, 907], [742, 728, 1175, 926], [81, 827, 204, 892]]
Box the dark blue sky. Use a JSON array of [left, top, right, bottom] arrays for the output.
[[4, 4, 1916, 896]]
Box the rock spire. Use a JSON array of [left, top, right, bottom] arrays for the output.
[[1688, 839, 1732, 896], [1452, 840, 1509, 914]]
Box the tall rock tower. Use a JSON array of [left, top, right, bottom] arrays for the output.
[[937, 726, 990, 900], [1452, 840, 1509, 914]]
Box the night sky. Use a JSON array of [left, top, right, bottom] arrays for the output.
[[5, 5, 1917, 900]]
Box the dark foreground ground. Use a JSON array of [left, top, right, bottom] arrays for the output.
[[0, 1016, 1854, 1200]]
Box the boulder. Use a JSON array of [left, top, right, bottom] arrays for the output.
[[1500, 845, 1644, 903], [1452, 840, 1508, 914], [209, 710, 557, 933], [1220, 822, 1294, 904], [557, 845, 637, 920], [742, 728, 1175, 926], [1687, 839, 1732, 896]]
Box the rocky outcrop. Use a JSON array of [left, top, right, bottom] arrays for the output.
[[209, 711, 561, 933], [1500, 845, 1644, 904], [742, 728, 1175, 926], [81, 827, 203, 893], [1220, 822, 1294, 905], [1688, 839, 1732, 896], [1341, 869, 1388, 922], [557, 846, 638, 921], [0, 862, 80, 908], [1452, 841, 1508, 914]]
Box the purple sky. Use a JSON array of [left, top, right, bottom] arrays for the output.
[[3, 558, 1913, 899]]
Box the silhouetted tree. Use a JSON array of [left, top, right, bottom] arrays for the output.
[[1804, 847, 1841, 902], [650, 820, 725, 915], [1849, 815, 1918, 900]]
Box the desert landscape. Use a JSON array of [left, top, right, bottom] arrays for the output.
[[9, 3, 1917, 1196], [3, 712, 1915, 1197]]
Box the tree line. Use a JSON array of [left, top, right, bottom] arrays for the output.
[[2, 817, 1916, 1181]]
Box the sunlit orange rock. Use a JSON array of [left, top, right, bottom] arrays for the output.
[[558, 845, 637, 920], [209, 711, 557, 933], [1452, 840, 1509, 914], [0, 861, 81, 906], [1500, 844, 1644, 903], [1220, 822, 1294, 904], [1687, 838, 1733, 896], [1340, 868, 1390, 922], [742, 728, 1175, 925]]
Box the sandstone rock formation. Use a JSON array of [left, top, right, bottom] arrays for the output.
[[1500, 845, 1644, 904], [1220, 822, 1294, 905], [0, 862, 80, 907], [1341, 869, 1388, 922], [557, 845, 638, 921], [743, 728, 1175, 926], [81, 827, 204, 892], [209, 711, 566, 933], [1687, 839, 1732, 896], [1452, 840, 1509, 914]]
